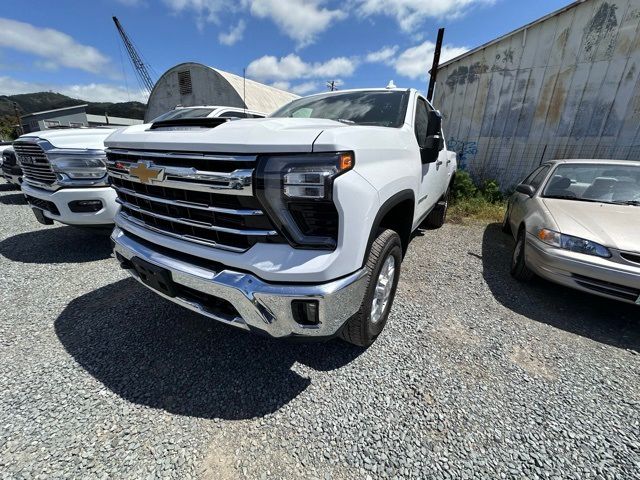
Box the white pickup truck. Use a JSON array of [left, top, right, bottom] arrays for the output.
[[106, 88, 457, 346], [17, 128, 118, 226], [15, 106, 265, 227]]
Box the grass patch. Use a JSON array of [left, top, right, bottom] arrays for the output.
[[447, 170, 507, 224], [448, 197, 506, 224]]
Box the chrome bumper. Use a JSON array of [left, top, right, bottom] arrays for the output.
[[111, 227, 368, 338]]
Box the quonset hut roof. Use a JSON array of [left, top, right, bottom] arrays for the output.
[[145, 62, 299, 122]]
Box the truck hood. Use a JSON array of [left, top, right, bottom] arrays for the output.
[[19, 128, 116, 150], [104, 118, 349, 153], [542, 198, 640, 253]]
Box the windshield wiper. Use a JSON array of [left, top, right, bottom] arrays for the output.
[[611, 200, 640, 206], [336, 118, 355, 125], [544, 195, 605, 202]]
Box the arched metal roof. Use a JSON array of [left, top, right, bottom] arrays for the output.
[[145, 62, 298, 122]]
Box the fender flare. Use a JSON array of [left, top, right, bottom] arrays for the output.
[[363, 189, 415, 266]]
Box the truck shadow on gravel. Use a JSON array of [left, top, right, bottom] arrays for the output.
[[54, 278, 363, 420], [0, 193, 27, 205], [481, 223, 639, 352], [0, 226, 113, 263]]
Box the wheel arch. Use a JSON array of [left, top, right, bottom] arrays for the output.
[[364, 189, 415, 263]]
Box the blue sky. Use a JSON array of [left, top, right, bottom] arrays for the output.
[[0, 0, 571, 103]]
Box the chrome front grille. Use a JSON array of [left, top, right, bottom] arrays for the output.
[[13, 141, 56, 185], [106, 149, 283, 252]]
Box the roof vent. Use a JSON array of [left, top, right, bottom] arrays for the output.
[[178, 70, 193, 95]]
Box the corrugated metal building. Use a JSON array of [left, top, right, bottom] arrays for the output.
[[434, 0, 640, 188], [21, 105, 143, 133], [145, 62, 299, 122]]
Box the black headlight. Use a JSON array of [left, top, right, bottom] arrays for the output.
[[255, 152, 354, 250]]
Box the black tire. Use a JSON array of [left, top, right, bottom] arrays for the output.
[[340, 229, 402, 347], [511, 228, 534, 281], [424, 187, 451, 229], [501, 207, 512, 234]]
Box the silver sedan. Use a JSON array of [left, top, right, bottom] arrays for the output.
[[503, 159, 640, 305]]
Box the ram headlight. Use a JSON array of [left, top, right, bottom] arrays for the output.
[[255, 152, 354, 249], [537, 229, 611, 258], [47, 150, 107, 179]]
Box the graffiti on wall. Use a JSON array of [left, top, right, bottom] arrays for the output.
[[448, 138, 478, 169]]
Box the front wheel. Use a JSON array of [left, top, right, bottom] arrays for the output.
[[511, 228, 534, 281], [340, 229, 402, 347]]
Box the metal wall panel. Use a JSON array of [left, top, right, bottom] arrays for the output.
[[435, 0, 640, 187]]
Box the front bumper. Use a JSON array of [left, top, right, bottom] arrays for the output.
[[2, 165, 21, 186], [111, 227, 368, 339], [525, 234, 640, 305], [22, 182, 118, 226]]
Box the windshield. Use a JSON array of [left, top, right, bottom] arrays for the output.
[[270, 90, 410, 128], [542, 163, 640, 205], [151, 108, 216, 122]]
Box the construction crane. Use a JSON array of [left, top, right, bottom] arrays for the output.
[[112, 16, 155, 96]]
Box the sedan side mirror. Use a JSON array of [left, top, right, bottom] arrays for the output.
[[515, 183, 535, 197], [421, 134, 444, 164]]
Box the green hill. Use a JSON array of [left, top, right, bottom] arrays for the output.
[[0, 92, 146, 140]]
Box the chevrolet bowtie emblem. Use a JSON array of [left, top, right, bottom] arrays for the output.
[[129, 161, 165, 184]]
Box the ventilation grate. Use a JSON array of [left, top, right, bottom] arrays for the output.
[[178, 70, 193, 95]]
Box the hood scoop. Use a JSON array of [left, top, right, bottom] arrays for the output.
[[149, 117, 231, 131]]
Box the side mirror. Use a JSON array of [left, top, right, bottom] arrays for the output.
[[515, 184, 535, 197], [421, 134, 444, 164]]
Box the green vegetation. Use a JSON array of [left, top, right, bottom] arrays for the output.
[[448, 170, 507, 224], [0, 92, 146, 140]]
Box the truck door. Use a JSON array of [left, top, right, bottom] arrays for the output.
[[415, 96, 448, 221]]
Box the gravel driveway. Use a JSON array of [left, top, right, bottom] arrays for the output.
[[0, 183, 638, 480]]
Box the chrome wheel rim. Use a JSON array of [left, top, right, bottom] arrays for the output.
[[371, 255, 396, 324]]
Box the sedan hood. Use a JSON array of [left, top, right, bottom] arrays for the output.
[[104, 118, 349, 153], [542, 198, 640, 252], [19, 128, 117, 150]]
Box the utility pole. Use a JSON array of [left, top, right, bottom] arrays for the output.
[[326, 80, 338, 92], [427, 27, 445, 102]]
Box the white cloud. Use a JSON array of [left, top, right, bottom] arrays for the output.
[[291, 81, 322, 95], [248, 0, 346, 48], [353, 0, 494, 32], [393, 41, 468, 79], [247, 54, 357, 82], [365, 45, 399, 64], [0, 18, 111, 74], [218, 19, 246, 45], [0, 76, 147, 103], [162, 0, 235, 28]]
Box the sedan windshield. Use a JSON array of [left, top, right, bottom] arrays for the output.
[[542, 163, 640, 205], [151, 108, 216, 122], [270, 90, 410, 128]]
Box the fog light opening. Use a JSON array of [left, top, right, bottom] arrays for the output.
[[69, 199, 103, 213], [291, 300, 320, 326]]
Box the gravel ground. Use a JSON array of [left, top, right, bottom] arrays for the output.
[[0, 182, 639, 480]]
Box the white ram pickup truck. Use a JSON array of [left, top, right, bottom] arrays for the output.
[[16, 129, 118, 226], [106, 88, 457, 346]]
